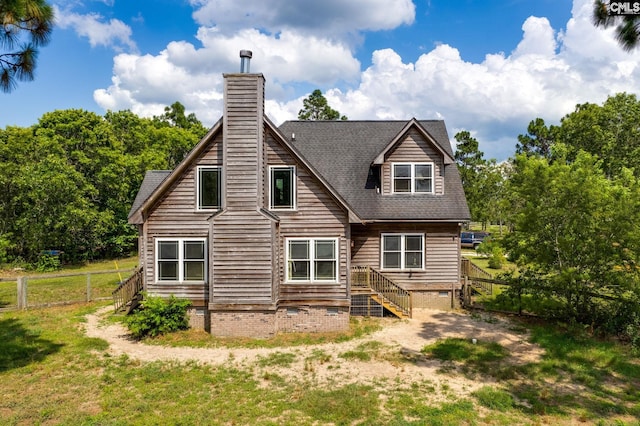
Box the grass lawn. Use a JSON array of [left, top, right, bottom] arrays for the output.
[[0, 256, 138, 309], [1, 302, 639, 425]]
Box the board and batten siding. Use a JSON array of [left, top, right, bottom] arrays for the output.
[[351, 223, 461, 290], [382, 129, 445, 195], [265, 131, 350, 305], [142, 135, 223, 303]]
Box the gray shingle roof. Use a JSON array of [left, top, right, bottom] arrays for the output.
[[128, 170, 171, 219], [278, 120, 470, 221]]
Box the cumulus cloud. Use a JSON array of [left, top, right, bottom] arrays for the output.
[[55, 6, 137, 52], [93, 0, 640, 160], [317, 0, 640, 159], [189, 0, 415, 35]]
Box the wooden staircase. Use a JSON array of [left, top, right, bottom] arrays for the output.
[[112, 267, 144, 313], [351, 266, 411, 318]]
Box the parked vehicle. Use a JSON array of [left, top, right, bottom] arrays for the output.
[[460, 231, 490, 249]]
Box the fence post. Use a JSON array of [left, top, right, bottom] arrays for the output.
[[86, 273, 92, 302], [17, 277, 27, 309], [463, 276, 469, 307]]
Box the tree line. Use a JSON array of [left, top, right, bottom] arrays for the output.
[[457, 92, 640, 347], [0, 102, 207, 265]]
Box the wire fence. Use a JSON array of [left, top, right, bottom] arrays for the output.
[[0, 268, 135, 312]]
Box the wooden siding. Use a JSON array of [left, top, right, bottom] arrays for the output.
[[208, 74, 276, 307], [351, 223, 461, 289], [223, 74, 264, 210], [382, 129, 445, 195], [142, 135, 223, 301], [265, 131, 350, 303], [210, 211, 276, 304]]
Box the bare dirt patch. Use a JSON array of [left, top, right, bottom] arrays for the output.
[[84, 307, 543, 397]]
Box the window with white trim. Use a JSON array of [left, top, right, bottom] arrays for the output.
[[381, 233, 424, 269], [287, 238, 338, 282], [156, 238, 206, 282], [392, 163, 433, 193], [270, 166, 296, 209], [197, 166, 221, 210]]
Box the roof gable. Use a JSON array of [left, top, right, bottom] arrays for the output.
[[371, 118, 455, 166], [128, 116, 359, 224], [127, 118, 223, 223], [279, 119, 470, 222]]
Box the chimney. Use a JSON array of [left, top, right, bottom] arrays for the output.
[[222, 51, 265, 210], [240, 50, 252, 73]]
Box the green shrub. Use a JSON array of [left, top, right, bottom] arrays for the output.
[[125, 294, 191, 339], [478, 240, 506, 270], [35, 253, 61, 272]]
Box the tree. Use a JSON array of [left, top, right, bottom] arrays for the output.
[[593, 0, 640, 51], [154, 101, 208, 138], [0, 0, 54, 92], [503, 151, 640, 332], [516, 118, 555, 159], [298, 89, 347, 120], [555, 93, 640, 178], [0, 104, 207, 264], [454, 131, 486, 224]]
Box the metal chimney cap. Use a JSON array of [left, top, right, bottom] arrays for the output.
[[240, 50, 253, 59]]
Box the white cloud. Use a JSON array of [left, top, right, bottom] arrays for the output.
[[320, 0, 640, 159], [55, 6, 137, 52], [94, 0, 640, 160], [94, 27, 361, 123], [189, 0, 415, 35]]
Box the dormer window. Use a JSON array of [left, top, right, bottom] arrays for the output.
[[270, 166, 296, 209], [392, 163, 433, 194], [197, 166, 221, 210]]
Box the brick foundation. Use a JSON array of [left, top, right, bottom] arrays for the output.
[[186, 307, 208, 330], [411, 290, 461, 310], [210, 310, 277, 338], [276, 306, 349, 334], [208, 306, 349, 338]]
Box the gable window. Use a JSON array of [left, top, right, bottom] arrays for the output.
[[392, 163, 433, 194], [287, 238, 338, 282], [270, 166, 296, 209], [381, 234, 424, 269], [156, 238, 206, 282], [197, 166, 221, 210]]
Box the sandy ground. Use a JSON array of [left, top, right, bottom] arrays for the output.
[[84, 307, 544, 396]]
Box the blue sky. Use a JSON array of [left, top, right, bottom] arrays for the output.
[[2, 0, 639, 160]]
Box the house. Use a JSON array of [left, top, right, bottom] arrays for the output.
[[127, 51, 470, 338]]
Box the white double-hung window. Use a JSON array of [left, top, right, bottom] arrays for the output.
[[381, 233, 424, 270], [156, 238, 206, 282], [287, 238, 338, 282], [392, 163, 433, 194]]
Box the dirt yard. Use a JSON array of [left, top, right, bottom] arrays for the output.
[[84, 307, 543, 398]]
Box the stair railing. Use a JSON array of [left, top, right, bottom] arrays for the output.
[[351, 266, 411, 317], [112, 267, 143, 312]]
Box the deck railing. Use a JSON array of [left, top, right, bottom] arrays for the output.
[[461, 258, 493, 280], [112, 267, 143, 312], [461, 258, 496, 295], [351, 266, 411, 317]]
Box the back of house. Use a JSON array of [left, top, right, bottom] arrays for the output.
[[127, 51, 470, 337]]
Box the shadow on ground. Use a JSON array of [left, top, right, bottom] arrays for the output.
[[0, 317, 64, 371]]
